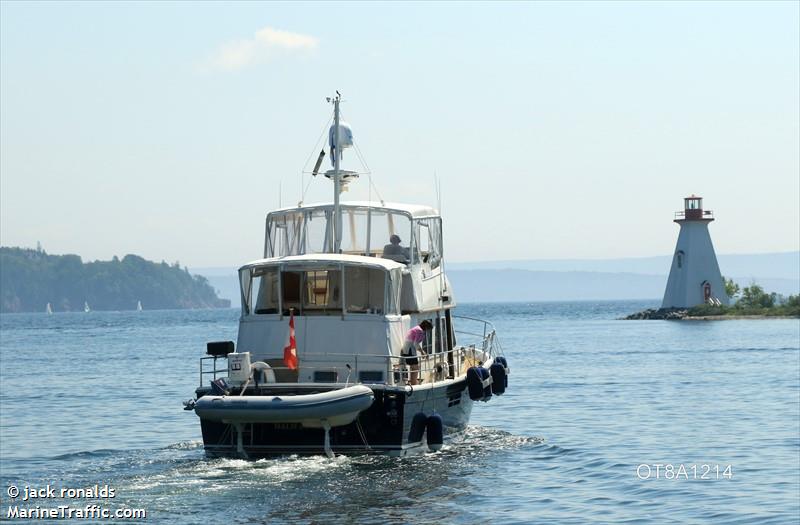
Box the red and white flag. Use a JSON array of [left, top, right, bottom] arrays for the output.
[[283, 310, 298, 370]]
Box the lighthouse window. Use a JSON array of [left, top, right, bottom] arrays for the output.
[[676, 250, 684, 269]]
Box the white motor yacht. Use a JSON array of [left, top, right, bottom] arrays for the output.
[[185, 94, 509, 457]]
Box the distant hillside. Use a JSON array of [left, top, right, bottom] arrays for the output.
[[447, 270, 798, 303], [448, 252, 800, 280], [0, 247, 230, 313]]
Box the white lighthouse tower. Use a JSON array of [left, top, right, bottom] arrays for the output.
[[661, 195, 729, 308]]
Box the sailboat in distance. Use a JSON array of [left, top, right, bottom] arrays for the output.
[[84, 301, 91, 313], [46, 303, 53, 315], [137, 301, 143, 312]]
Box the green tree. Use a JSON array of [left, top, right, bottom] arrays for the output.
[[786, 294, 800, 308], [723, 276, 740, 299], [739, 283, 776, 309]]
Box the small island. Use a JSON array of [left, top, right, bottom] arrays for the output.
[[0, 246, 230, 313], [626, 282, 799, 320]]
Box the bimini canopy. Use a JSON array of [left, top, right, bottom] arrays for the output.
[[264, 201, 440, 260], [239, 254, 404, 317]]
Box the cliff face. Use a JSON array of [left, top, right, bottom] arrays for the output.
[[0, 247, 231, 313]]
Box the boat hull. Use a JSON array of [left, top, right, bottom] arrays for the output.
[[197, 379, 473, 457]]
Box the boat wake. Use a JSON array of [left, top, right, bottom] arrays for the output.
[[3, 428, 546, 525]]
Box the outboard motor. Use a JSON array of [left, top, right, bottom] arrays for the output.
[[466, 366, 493, 401]]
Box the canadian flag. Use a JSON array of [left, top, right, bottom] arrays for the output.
[[283, 310, 298, 370]]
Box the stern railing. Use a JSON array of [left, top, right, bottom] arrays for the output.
[[198, 316, 502, 390]]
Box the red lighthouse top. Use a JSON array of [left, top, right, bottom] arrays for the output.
[[675, 195, 714, 222]]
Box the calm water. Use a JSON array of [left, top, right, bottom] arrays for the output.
[[1, 301, 798, 524]]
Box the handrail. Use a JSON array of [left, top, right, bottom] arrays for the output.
[[198, 334, 501, 389], [199, 315, 501, 389], [674, 210, 714, 219]]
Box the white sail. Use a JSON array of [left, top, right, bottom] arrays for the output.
[[46, 303, 53, 314], [84, 301, 90, 313], [137, 300, 143, 311]]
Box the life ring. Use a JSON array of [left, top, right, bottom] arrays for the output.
[[251, 361, 276, 383]]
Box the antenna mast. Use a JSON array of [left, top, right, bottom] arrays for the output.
[[333, 92, 342, 253]]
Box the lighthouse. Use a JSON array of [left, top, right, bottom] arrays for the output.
[[661, 195, 729, 308]]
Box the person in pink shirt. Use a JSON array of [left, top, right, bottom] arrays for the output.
[[402, 320, 433, 385]]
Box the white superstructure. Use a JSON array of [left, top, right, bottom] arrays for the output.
[[187, 93, 508, 458], [661, 195, 729, 308]]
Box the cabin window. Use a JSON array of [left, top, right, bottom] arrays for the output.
[[340, 210, 369, 255], [304, 269, 341, 313], [280, 269, 342, 315], [305, 209, 332, 254], [272, 265, 396, 316], [266, 212, 305, 257], [281, 271, 303, 310], [241, 267, 280, 315], [373, 211, 412, 262], [386, 268, 402, 315], [344, 266, 385, 314], [252, 268, 280, 314], [240, 270, 251, 315], [413, 218, 442, 269]]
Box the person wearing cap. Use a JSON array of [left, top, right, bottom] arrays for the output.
[[402, 320, 433, 385], [382, 234, 410, 262]]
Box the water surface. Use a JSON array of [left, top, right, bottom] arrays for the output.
[[1, 301, 798, 523]]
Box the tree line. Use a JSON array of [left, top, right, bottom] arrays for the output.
[[688, 277, 800, 317], [0, 247, 230, 313]]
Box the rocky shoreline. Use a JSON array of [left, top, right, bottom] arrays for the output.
[[623, 308, 688, 320], [623, 308, 798, 320]]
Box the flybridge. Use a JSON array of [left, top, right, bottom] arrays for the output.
[[264, 202, 442, 267]]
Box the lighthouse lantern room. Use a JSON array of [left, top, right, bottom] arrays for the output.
[[661, 195, 729, 309]]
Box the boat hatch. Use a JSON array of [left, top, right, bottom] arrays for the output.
[[240, 260, 403, 317]]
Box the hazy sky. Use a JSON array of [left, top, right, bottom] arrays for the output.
[[1, 1, 798, 268]]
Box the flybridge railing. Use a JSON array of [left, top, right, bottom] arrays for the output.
[[198, 319, 500, 389]]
